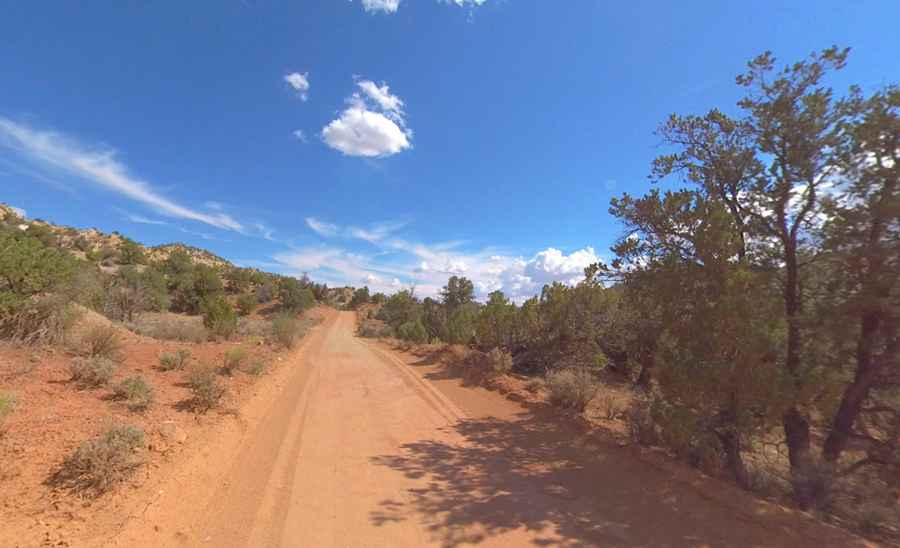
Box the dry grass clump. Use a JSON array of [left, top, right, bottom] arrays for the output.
[[50, 424, 144, 497], [185, 365, 225, 412], [222, 347, 248, 376], [126, 313, 208, 343], [69, 356, 118, 388], [111, 375, 155, 411], [545, 368, 598, 412], [82, 324, 124, 361], [158, 348, 191, 371], [271, 313, 305, 348], [0, 297, 80, 346], [485, 348, 513, 375], [0, 391, 17, 435]]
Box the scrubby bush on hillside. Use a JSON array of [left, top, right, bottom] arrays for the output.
[[222, 347, 247, 376], [186, 365, 226, 412], [485, 348, 513, 375], [111, 375, 155, 411], [52, 424, 144, 496], [69, 357, 118, 388], [82, 325, 124, 361], [158, 348, 191, 371], [236, 293, 256, 316], [397, 319, 428, 344], [117, 238, 146, 265], [279, 278, 316, 313], [0, 295, 80, 346], [349, 286, 370, 309], [201, 295, 237, 339], [271, 313, 304, 348], [545, 368, 598, 412]]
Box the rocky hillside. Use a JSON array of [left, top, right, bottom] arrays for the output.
[[0, 203, 232, 269]]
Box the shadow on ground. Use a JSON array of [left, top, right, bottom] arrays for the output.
[[368, 383, 855, 547]]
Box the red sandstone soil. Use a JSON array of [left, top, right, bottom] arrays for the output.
[[2, 310, 877, 547]]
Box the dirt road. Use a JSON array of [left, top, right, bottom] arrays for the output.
[[110, 311, 869, 547]]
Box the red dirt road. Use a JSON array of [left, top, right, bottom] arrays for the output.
[[109, 311, 871, 547]]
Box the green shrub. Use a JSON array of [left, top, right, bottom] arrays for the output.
[[51, 424, 144, 496], [236, 293, 256, 316], [222, 347, 248, 376], [69, 357, 118, 388], [201, 295, 237, 339], [186, 366, 225, 412], [0, 230, 75, 298], [83, 324, 124, 361], [545, 368, 598, 412], [158, 348, 191, 371], [397, 319, 428, 344], [271, 313, 304, 348], [279, 278, 315, 313], [485, 348, 513, 375], [111, 375, 155, 411]]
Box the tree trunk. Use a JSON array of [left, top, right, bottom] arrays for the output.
[[781, 237, 815, 506], [823, 313, 882, 462]]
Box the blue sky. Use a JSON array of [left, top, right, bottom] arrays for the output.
[[2, 1, 898, 299]]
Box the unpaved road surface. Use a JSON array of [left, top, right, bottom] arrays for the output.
[[111, 311, 869, 547]]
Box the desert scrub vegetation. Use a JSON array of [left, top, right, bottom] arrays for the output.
[[111, 375, 155, 411], [0, 296, 81, 346], [222, 347, 248, 376], [0, 391, 17, 433], [485, 348, 513, 376], [185, 365, 226, 412], [158, 348, 192, 371], [127, 313, 208, 343], [51, 424, 144, 497], [271, 313, 305, 348], [545, 368, 598, 412], [247, 360, 268, 376], [201, 294, 237, 339], [81, 324, 124, 361], [69, 357, 118, 388], [236, 292, 256, 316]]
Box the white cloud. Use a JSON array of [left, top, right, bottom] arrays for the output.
[[321, 79, 412, 158], [361, 0, 401, 13], [293, 129, 308, 143], [284, 72, 310, 101], [360, 0, 487, 13], [274, 228, 601, 302], [10, 206, 26, 218], [0, 117, 244, 232], [357, 81, 404, 120], [127, 214, 168, 225], [305, 217, 340, 237]]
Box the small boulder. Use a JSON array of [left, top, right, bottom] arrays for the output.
[[158, 421, 188, 444]]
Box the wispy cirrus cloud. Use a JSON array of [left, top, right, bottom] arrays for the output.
[[0, 117, 244, 232], [305, 216, 407, 243]]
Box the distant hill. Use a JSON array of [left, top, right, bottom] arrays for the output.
[[0, 203, 232, 270]]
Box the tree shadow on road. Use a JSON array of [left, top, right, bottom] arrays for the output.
[[369, 405, 848, 548]]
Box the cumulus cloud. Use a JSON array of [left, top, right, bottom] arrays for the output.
[[0, 117, 243, 232], [284, 72, 310, 101], [321, 79, 412, 158], [274, 226, 601, 302]]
